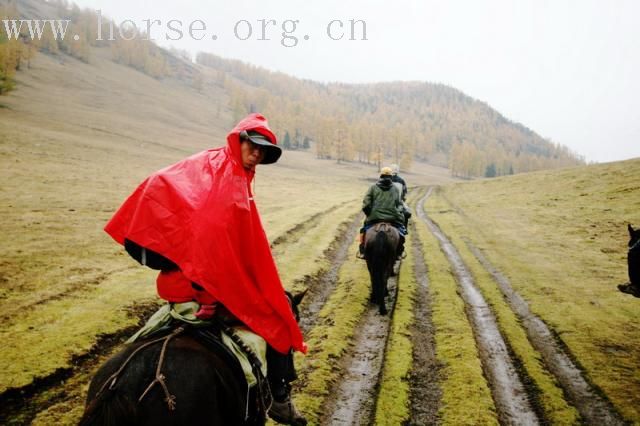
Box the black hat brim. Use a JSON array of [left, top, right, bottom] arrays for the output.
[[244, 132, 282, 165]]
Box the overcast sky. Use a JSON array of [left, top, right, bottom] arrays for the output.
[[70, 0, 640, 163]]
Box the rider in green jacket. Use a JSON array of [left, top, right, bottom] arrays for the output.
[[358, 167, 407, 258]]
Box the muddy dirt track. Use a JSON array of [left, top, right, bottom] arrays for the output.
[[418, 189, 540, 425], [2, 186, 627, 425], [408, 216, 442, 425], [298, 212, 362, 335], [418, 187, 626, 425], [323, 272, 398, 425], [465, 240, 625, 425]]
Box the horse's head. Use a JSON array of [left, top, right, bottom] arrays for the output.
[[285, 289, 307, 322], [629, 224, 640, 250]]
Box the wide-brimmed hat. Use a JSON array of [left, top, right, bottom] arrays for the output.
[[240, 130, 282, 164]]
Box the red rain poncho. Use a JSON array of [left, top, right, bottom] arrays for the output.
[[104, 114, 306, 354]]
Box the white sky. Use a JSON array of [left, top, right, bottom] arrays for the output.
[[69, 0, 640, 163]]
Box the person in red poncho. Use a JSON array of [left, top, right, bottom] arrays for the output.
[[105, 113, 307, 425]]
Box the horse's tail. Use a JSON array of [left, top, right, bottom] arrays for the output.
[[369, 229, 391, 315], [78, 388, 137, 426]]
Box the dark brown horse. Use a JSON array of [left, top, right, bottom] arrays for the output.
[[619, 224, 640, 297], [79, 292, 304, 425], [364, 222, 400, 315]]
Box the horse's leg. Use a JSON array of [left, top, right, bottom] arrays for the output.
[[366, 261, 376, 303], [374, 260, 388, 315]]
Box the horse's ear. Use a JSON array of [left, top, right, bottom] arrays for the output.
[[292, 289, 308, 307], [630, 224, 635, 236]]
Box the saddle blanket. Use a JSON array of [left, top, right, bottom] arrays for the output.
[[127, 302, 267, 387]]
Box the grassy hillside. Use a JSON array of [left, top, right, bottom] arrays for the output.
[[425, 158, 640, 421]]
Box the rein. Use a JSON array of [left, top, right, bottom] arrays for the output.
[[138, 327, 184, 409], [630, 238, 640, 252], [82, 327, 184, 421]]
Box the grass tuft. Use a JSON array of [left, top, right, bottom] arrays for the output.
[[374, 234, 416, 425]]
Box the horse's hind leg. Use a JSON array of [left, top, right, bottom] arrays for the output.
[[378, 297, 387, 315], [377, 269, 388, 315]]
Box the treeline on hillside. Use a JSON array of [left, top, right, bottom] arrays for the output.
[[196, 52, 584, 176], [1, 3, 37, 94], [0, 0, 184, 94]]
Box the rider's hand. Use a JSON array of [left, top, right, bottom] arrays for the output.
[[195, 303, 217, 319]]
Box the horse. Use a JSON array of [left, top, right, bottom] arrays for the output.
[[79, 291, 305, 426], [619, 224, 640, 298], [364, 222, 401, 315]]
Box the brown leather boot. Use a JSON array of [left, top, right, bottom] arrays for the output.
[[268, 395, 307, 425]]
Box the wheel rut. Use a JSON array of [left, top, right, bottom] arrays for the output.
[[322, 263, 401, 426], [418, 189, 539, 425], [408, 215, 442, 425], [297, 212, 361, 335], [465, 240, 626, 425]]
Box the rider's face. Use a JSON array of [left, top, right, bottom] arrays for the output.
[[240, 140, 266, 170]]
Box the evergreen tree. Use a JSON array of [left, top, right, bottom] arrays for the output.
[[283, 131, 292, 150], [485, 163, 497, 178], [294, 129, 300, 149]]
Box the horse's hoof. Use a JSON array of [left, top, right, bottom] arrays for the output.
[[618, 283, 640, 298], [379, 307, 388, 315]]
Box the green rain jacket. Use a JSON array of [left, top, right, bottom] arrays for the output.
[[362, 176, 405, 225]]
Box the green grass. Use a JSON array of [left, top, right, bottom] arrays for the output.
[[426, 190, 581, 424], [434, 159, 640, 422], [0, 267, 158, 393], [415, 200, 498, 425], [272, 201, 360, 291], [374, 233, 416, 425]]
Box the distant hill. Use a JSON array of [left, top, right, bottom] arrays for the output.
[[1, 0, 584, 177], [197, 53, 584, 176]]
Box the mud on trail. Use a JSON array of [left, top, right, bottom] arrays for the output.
[[418, 190, 540, 425], [297, 211, 362, 335], [408, 218, 442, 425], [321, 262, 401, 425], [465, 241, 626, 425]]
